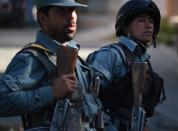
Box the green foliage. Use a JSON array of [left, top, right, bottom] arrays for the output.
[[157, 18, 178, 46]]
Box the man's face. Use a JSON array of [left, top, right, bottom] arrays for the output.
[[41, 6, 77, 43], [127, 14, 154, 46]]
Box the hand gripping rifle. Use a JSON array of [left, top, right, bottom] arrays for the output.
[[131, 62, 147, 131], [50, 44, 78, 131]]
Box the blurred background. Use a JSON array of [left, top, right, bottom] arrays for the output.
[[0, 0, 178, 131]]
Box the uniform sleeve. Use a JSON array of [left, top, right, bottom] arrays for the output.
[[0, 52, 55, 116], [86, 47, 126, 89]]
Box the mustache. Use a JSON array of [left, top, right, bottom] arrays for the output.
[[65, 20, 76, 26]]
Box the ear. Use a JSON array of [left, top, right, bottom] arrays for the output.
[[37, 12, 48, 25], [123, 26, 129, 36]]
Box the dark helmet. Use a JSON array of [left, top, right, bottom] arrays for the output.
[[115, 0, 161, 38]]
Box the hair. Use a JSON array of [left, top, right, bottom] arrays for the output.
[[37, 6, 53, 27]]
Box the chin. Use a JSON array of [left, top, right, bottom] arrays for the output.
[[146, 39, 152, 43], [64, 35, 75, 42], [69, 32, 76, 39], [142, 37, 152, 43], [61, 31, 75, 42]]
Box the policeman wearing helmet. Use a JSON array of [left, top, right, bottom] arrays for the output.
[[87, 0, 166, 130], [115, 0, 161, 48]]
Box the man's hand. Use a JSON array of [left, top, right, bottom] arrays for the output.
[[51, 73, 76, 100]]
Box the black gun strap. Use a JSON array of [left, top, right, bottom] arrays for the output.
[[110, 43, 134, 66], [20, 43, 56, 76]]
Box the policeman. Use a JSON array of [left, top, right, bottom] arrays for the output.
[[87, 0, 165, 130], [0, 0, 117, 130]]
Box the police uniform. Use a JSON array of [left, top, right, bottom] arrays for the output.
[[0, 30, 117, 131], [0, 0, 104, 130], [87, 0, 166, 130], [87, 35, 147, 128]]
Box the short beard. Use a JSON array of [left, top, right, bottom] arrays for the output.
[[62, 33, 76, 42], [54, 31, 76, 44]]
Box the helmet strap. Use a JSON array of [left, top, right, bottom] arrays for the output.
[[152, 35, 157, 48]]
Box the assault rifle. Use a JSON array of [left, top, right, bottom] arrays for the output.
[[131, 62, 147, 131], [50, 44, 78, 131]]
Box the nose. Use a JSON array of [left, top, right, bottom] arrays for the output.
[[148, 18, 154, 25], [71, 10, 77, 19], [66, 8, 77, 20], [145, 19, 154, 29]]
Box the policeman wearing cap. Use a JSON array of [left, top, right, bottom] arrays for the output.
[[0, 0, 117, 131], [87, 0, 166, 130]]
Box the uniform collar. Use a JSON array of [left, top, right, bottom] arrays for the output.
[[119, 36, 150, 61], [35, 31, 78, 54], [119, 36, 138, 53], [120, 36, 147, 54]]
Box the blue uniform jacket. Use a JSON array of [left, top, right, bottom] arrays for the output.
[[87, 36, 150, 89], [0, 31, 78, 116]]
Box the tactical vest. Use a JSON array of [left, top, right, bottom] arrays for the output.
[[99, 43, 166, 123], [20, 43, 104, 131]]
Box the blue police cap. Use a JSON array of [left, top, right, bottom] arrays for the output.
[[36, 0, 87, 9]]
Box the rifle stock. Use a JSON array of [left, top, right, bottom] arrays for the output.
[[131, 62, 147, 131], [56, 44, 78, 74]]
